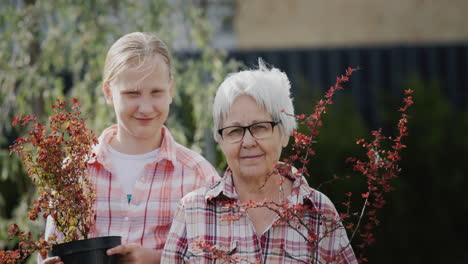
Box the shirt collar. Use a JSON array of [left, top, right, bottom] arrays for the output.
[[154, 126, 177, 165], [205, 166, 314, 204], [87, 125, 176, 168], [287, 171, 316, 205], [205, 168, 239, 202]]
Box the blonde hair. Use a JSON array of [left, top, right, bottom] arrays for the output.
[[103, 32, 173, 87]]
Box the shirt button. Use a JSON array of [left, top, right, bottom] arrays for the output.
[[124, 217, 129, 221]]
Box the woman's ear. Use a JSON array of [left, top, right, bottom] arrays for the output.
[[103, 82, 113, 106]]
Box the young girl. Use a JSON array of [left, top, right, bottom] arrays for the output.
[[40, 32, 219, 264]]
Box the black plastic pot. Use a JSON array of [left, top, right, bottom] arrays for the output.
[[51, 236, 121, 264]]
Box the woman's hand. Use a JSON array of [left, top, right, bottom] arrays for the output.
[[106, 243, 161, 264], [40, 256, 63, 264]]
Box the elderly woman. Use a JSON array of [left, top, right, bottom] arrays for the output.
[[162, 61, 358, 263]]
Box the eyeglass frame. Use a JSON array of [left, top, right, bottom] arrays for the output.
[[217, 120, 282, 143]]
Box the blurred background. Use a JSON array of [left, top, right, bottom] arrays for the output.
[[1, 0, 467, 263]]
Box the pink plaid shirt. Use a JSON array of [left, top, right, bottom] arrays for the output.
[[43, 125, 220, 250], [162, 169, 358, 264]]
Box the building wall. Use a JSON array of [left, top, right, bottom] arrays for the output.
[[234, 0, 468, 49]]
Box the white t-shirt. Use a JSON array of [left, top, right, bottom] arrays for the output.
[[107, 145, 160, 201]]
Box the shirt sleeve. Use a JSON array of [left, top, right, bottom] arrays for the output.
[[161, 202, 188, 263], [195, 159, 221, 188], [330, 219, 359, 264], [36, 216, 64, 263], [316, 194, 358, 264]]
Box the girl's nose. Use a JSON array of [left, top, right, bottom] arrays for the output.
[[138, 97, 153, 113]]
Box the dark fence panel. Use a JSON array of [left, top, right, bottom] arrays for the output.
[[226, 44, 468, 129]]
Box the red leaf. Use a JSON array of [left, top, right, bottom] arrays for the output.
[[12, 115, 22, 126], [7, 224, 19, 236]]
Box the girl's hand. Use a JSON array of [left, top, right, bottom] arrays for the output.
[[107, 243, 161, 264], [40, 256, 63, 264]]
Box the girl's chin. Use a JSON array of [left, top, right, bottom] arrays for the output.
[[130, 128, 161, 138], [128, 133, 158, 141]]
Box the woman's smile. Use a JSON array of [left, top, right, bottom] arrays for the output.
[[240, 154, 264, 160]]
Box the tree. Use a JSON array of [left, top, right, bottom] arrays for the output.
[[0, 1, 237, 261]]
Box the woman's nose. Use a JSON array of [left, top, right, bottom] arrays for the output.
[[241, 129, 257, 147]]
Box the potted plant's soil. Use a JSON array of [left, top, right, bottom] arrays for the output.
[[51, 236, 121, 264]]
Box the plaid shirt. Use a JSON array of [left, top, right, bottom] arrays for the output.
[[162, 169, 358, 264], [43, 125, 220, 250]]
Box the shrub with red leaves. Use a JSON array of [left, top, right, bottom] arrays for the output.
[[1, 99, 98, 263]]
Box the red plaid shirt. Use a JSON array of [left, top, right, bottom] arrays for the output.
[[43, 125, 220, 250], [162, 169, 358, 264]]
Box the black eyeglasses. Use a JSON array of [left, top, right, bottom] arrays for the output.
[[217, 120, 281, 143]]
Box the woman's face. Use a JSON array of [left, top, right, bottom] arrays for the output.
[[104, 55, 174, 142], [219, 95, 288, 180]]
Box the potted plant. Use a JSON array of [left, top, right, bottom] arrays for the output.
[[0, 99, 121, 264]]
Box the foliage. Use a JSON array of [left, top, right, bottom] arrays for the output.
[[367, 77, 468, 264], [290, 72, 467, 264], [0, 224, 49, 264], [1, 99, 97, 263], [10, 99, 97, 241], [291, 75, 467, 264], [0, 2, 237, 261]]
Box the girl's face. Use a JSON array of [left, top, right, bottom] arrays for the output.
[[104, 55, 174, 144]]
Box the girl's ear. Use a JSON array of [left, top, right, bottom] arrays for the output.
[[103, 82, 113, 105], [169, 78, 175, 103]]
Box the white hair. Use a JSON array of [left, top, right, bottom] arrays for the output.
[[213, 59, 297, 141]]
